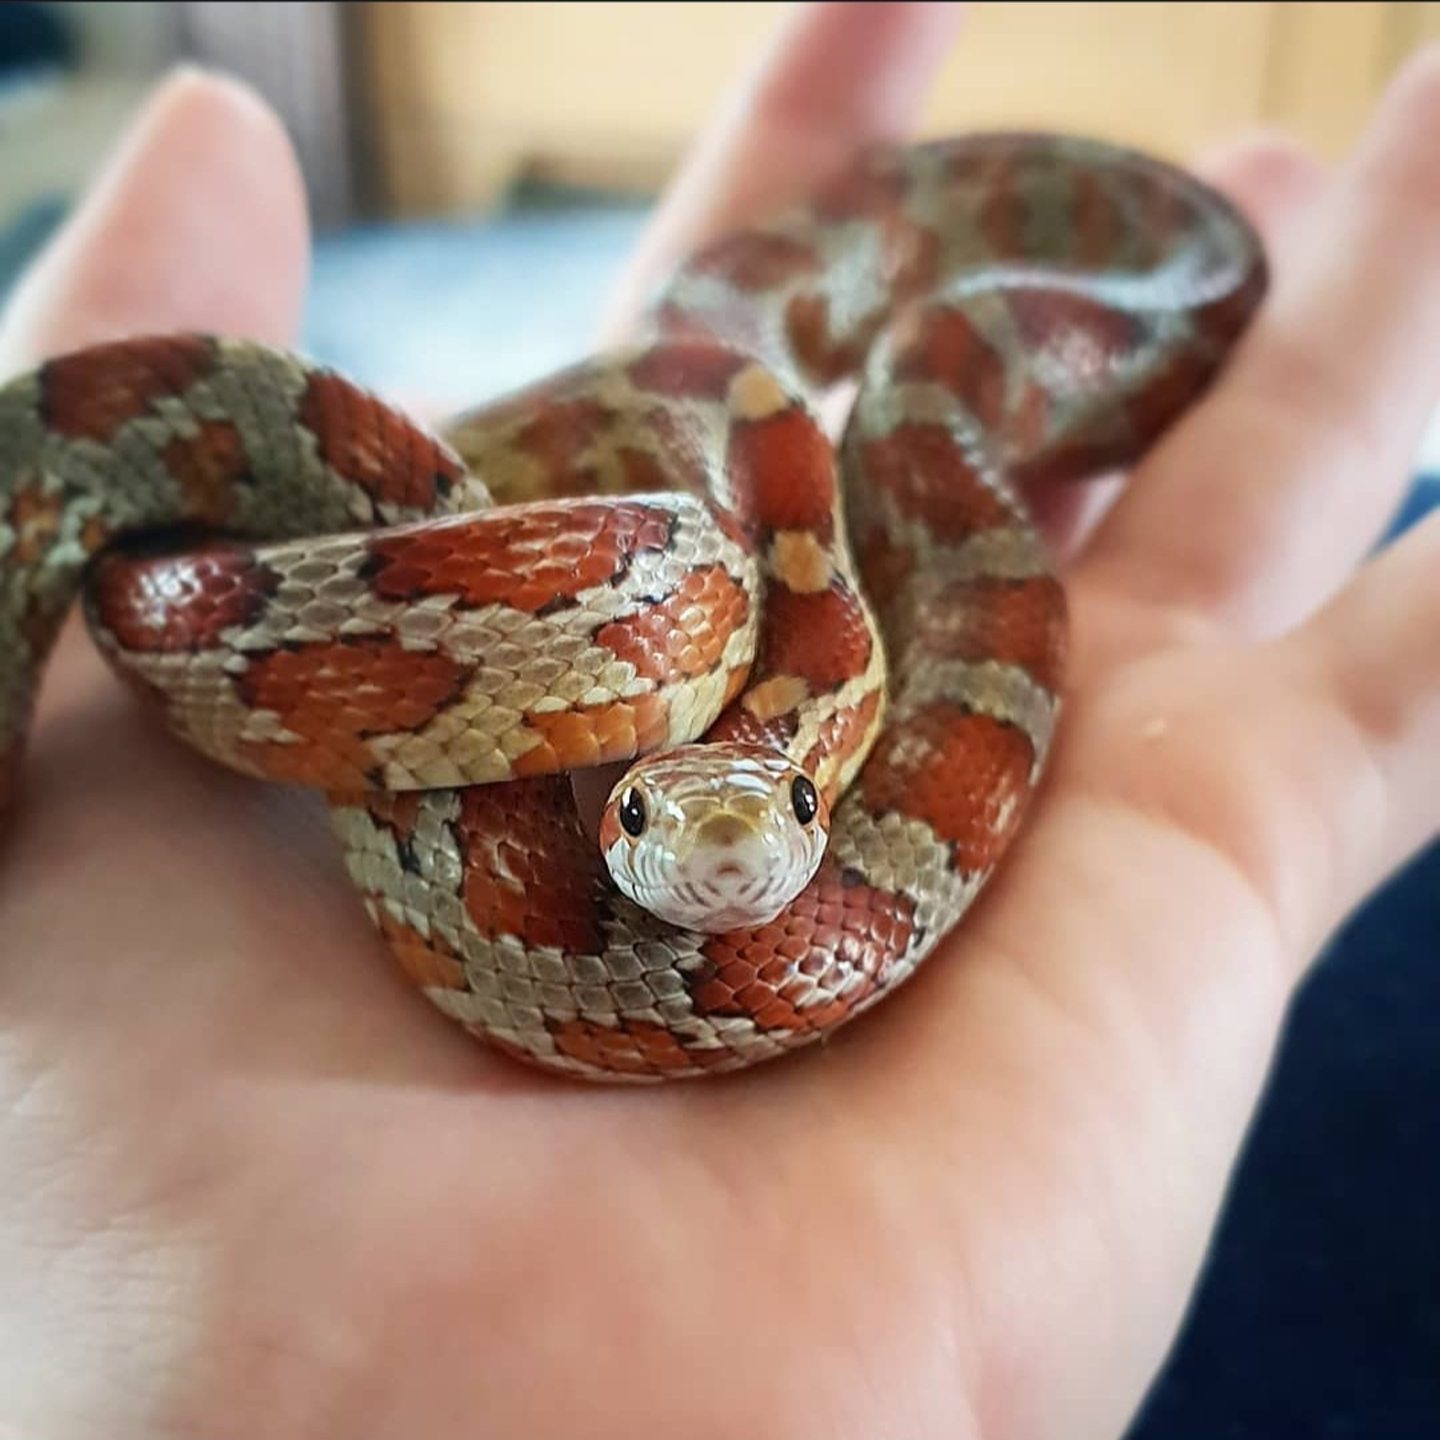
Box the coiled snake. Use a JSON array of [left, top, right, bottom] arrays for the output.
[[0, 135, 1266, 1080]]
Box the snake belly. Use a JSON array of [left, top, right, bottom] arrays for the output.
[[0, 134, 1266, 1080]]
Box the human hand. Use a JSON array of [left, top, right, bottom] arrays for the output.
[[2, 6, 1436, 1438]]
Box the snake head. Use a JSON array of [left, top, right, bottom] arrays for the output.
[[599, 743, 830, 933]]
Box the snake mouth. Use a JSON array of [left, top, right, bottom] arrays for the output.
[[624, 860, 804, 934], [674, 847, 811, 931]]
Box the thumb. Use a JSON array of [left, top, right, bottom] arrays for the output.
[[0, 67, 309, 373]]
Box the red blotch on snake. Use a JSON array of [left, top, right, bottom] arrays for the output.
[[236, 639, 467, 788], [862, 705, 1037, 872], [594, 563, 749, 682], [298, 371, 465, 509], [548, 1018, 735, 1077], [373, 909, 467, 991], [161, 421, 251, 523], [363, 501, 674, 611], [914, 575, 1067, 690], [784, 293, 866, 384], [455, 780, 607, 955], [856, 423, 1013, 541], [41, 335, 216, 443], [755, 583, 872, 692], [691, 860, 915, 1033], [515, 694, 672, 774], [626, 344, 749, 400], [687, 233, 820, 291], [803, 688, 883, 794], [89, 541, 278, 652], [725, 409, 837, 535], [892, 304, 1009, 425]]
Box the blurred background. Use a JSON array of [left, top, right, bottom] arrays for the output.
[[6, 0, 1440, 417], [0, 3, 1436, 1435]]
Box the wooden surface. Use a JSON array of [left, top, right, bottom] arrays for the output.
[[357, 2, 1438, 217]]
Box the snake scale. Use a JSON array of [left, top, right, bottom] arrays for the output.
[[0, 135, 1266, 1080]]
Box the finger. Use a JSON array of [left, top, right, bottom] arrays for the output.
[[1193, 129, 1329, 255], [1082, 50, 1440, 637], [0, 69, 310, 719], [598, 0, 963, 341], [1283, 510, 1440, 897], [0, 67, 308, 373]]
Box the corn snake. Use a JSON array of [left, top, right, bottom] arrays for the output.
[[0, 133, 1266, 1079]]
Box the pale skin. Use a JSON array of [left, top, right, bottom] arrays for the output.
[[1, 4, 1438, 1436]]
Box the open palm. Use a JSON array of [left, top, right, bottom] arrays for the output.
[[3, 9, 1437, 1439]]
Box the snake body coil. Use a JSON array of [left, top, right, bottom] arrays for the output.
[[0, 135, 1265, 1079]]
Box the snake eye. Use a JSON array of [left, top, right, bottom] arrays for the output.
[[790, 775, 819, 826], [618, 786, 648, 838]]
